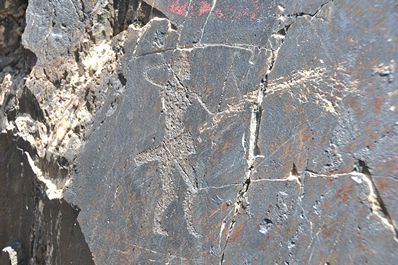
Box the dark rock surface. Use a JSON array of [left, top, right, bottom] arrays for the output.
[[1, 0, 397, 264]]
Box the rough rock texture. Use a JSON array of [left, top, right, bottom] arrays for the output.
[[0, 0, 397, 264]]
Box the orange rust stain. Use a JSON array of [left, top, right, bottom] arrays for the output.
[[345, 96, 363, 117], [209, 207, 218, 217], [319, 252, 338, 265], [363, 122, 380, 146], [222, 140, 232, 151], [371, 18, 386, 34], [375, 176, 398, 195], [357, 239, 368, 253], [325, 177, 334, 186], [274, 223, 283, 233], [220, 201, 230, 211], [343, 143, 355, 153], [336, 160, 356, 175], [375, 159, 398, 177], [336, 183, 354, 203], [259, 233, 271, 250], [229, 221, 246, 242], [298, 128, 311, 145], [282, 144, 291, 160], [373, 96, 384, 113], [386, 159, 398, 172], [322, 224, 331, 237], [322, 200, 330, 210], [210, 220, 222, 232], [375, 177, 389, 192]]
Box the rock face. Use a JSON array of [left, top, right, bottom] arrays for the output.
[[0, 0, 397, 264]]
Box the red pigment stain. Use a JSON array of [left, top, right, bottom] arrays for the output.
[[167, 0, 189, 16], [198, 1, 212, 16], [167, 0, 260, 20]]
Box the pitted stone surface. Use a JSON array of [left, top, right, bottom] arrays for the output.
[[1, 0, 397, 264], [66, 0, 398, 264]]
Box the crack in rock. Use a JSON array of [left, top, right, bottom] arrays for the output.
[[3, 0, 397, 263], [356, 160, 398, 242], [220, 20, 290, 265], [286, 0, 334, 19], [219, 1, 340, 262]]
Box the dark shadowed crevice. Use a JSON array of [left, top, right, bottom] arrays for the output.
[[0, 0, 37, 129], [0, 0, 36, 70], [18, 87, 46, 123], [30, 196, 95, 265], [1, 1, 94, 264], [0, 132, 35, 264], [286, 0, 334, 18], [113, 0, 171, 35], [357, 160, 398, 240], [0, 132, 95, 264]]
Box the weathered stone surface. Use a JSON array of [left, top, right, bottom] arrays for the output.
[[1, 0, 397, 264]]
